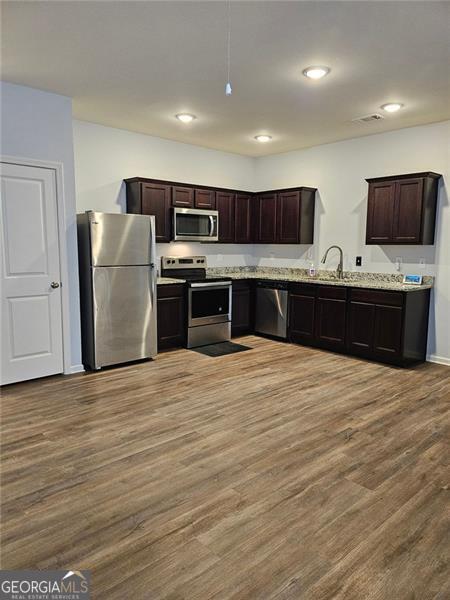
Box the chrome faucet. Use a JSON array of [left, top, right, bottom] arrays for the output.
[[321, 245, 344, 279]]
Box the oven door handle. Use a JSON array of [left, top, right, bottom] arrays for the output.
[[190, 282, 231, 289]]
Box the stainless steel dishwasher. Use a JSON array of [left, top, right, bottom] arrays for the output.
[[254, 281, 289, 339]]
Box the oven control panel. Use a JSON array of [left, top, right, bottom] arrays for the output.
[[162, 256, 207, 269]]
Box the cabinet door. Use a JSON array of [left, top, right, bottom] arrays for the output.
[[232, 283, 252, 336], [235, 194, 253, 243], [256, 193, 277, 243], [373, 304, 403, 357], [141, 183, 171, 242], [277, 191, 300, 243], [393, 178, 423, 243], [289, 293, 315, 343], [172, 186, 194, 208], [157, 289, 185, 349], [315, 298, 347, 348], [216, 191, 235, 243], [194, 188, 216, 210], [366, 181, 395, 244], [347, 301, 375, 353]]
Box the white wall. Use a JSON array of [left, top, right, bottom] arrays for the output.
[[73, 120, 257, 267], [1, 82, 82, 371], [255, 121, 450, 364]]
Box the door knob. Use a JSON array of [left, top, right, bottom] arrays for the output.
[[50, 282, 60, 289]]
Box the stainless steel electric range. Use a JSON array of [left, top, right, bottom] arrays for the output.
[[161, 256, 232, 348]]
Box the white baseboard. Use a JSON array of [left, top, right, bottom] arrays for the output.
[[66, 364, 85, 375], [427, 354, 450, 366]]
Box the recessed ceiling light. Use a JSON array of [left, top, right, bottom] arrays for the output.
[[381, 103, 404, 113], [302, 66, 330, 80], [175, 113, 196, 123], [254, 135, 272, 143]]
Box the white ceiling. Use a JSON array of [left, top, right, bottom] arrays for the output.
[[2, 1, 450, 157]]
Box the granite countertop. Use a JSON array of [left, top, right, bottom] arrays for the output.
[[157, 268, 433, 291], [157, 276, 186, 285], [206, 267, 433, 292]]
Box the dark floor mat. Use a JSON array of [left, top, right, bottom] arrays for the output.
[[191, 341, 253, 357]]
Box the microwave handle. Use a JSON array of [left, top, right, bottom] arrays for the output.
[[209, 215, 214, 236]]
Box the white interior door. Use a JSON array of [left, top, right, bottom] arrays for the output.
[[1, 162, 64, 385]]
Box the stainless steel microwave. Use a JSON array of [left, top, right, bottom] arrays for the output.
[[173, 207, 219, 242]]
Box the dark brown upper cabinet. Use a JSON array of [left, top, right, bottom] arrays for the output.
[[216, 191, 236, 243], [125, 178, 315, 245], [366, 181, 395, 243], [277, 189, 316, 244], [277, 191, 300, 244], [194, 188, 216, 210], [125, 180, 172, 242], [172, 186, 194, 208], [366, 172, 441, 245], [235, 194, 253, 243], [255, 193, 277, 243], [255, 188, 316, 244]]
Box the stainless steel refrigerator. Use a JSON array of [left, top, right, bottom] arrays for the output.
[[77, 211, 157, 370]]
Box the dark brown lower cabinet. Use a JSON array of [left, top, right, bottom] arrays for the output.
[[373, 304, 403, 358], [347, 301, 375, 352], [315, 288, 347, 350], [157, 284, 186, 350], [231, 280, 253, 336], [289, 284, 316, 344], [347, 288, 430, 364], [348, 301, 403, 358], [289, 283, 430, 365]]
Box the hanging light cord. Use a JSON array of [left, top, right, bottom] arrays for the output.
[[227, 0, 231, 84], [225, 0, 232, 95]]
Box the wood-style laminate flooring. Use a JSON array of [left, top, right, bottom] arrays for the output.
[[1, 336, 449, 599]]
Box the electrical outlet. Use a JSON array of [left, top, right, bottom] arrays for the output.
[[356, 256, 362, 267], [419, 257, 426, 269], [307, 247, 313, 260], [395, 256, 402, 272]]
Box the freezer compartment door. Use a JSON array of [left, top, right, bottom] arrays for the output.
[[92, 266, 157, 367], [89, 211, 154, 266]]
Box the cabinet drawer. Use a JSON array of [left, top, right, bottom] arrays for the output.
[[232, 279, 252, 290], [317, 285, 347, 300], [290, 282, 316, 296], [195, 188, 216, 210], [351, 288, 403, 307], [157, 284, 185, 299], [172, 186, 194, 207]]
